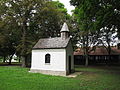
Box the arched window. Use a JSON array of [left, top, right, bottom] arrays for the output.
[[45, 54, 50, 63]]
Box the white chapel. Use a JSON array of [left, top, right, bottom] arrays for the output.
[[30, 23, 74, 76]]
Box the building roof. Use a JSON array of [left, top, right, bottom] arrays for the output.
[[33, 37, 70, 49], [74, 47, 120, 55], [60, 22, 69, 32]]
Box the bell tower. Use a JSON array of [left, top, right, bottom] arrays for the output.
[[61, 22, 69, 40]]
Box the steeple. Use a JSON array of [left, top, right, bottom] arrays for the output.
[[61, 22, 69, 40]]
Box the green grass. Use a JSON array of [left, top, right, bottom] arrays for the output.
[[0, 66, 120, 90]]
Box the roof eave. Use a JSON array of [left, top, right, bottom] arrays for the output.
[[32, 47, 67, 50]]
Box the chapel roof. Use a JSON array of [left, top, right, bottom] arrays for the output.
[[33, 37, 70, 49]]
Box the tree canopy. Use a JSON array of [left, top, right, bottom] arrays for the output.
[[70, 0, 120, 66], [0, 0, 69, 67], [1, 0, 120, 66]]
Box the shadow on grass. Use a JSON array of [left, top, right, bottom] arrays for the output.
[[75, 65, 120, 75]]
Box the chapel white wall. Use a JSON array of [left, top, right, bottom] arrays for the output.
[[31, 49, 66, 71]]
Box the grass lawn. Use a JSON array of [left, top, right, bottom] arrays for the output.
[[0, 66, 120, 90]]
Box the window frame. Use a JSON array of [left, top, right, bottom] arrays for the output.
[[45, 53, 51, 64]]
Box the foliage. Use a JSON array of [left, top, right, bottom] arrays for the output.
[[70, 0, 120, 66], [70, 0, 99, 66], [0, 0, 68, 66]]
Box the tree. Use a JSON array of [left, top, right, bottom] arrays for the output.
[[70, 0, 100, 66], [0, 13, 18, 64], [98, 26, 117, 65], [0, 0, 69, 67], [70, 0, 120, 66]]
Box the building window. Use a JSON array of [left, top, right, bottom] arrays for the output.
[[45, 54, 50, 63]]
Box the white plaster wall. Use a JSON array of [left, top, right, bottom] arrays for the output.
[[31, 49, 66, 71], [66, 40, 74, 72]]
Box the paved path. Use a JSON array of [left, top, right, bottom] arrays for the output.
[[66, 72, 83, 78]]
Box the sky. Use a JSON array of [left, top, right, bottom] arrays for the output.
[[52, 0, 75, 15]]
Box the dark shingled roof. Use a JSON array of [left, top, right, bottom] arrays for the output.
[[33, 37, 70, 49]]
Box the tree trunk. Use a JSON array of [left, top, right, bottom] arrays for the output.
[[85, 54, 89, 66], [107, 45, 111, 65], [21, 56, 26, 67], [20, 15, 32, 67], [8, 55, 13, 65], [84, 47, 89, 66], [3, 56, 6, 63], [21, 18, 27, 67], [25, 55, 28, 67], [107, 55, 110, 65], [19, 57, 21, 63]]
